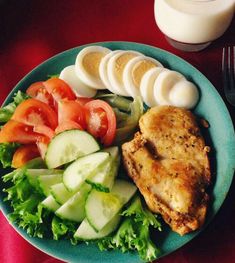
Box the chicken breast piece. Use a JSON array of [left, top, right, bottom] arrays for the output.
[[122, 106, 211, 235]]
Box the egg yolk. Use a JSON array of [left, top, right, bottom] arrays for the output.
[[115, 53, 138, 83], [132, 60, 156, 87], [83, 52, 105, 78]]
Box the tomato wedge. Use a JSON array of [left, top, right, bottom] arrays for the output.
[[43, 78, 76, 101], [76, 97, 93, 106], [36, 136, 50, 159], [12, 144, 40, 168], [11, 98, 58, 129], [0, 120, 44, 144], [26, 81, 55, 109], [58, 100, 86, 129], [33, 125, 55, 139], [85, 100, 116, 146], [55, 120, 83, 134]]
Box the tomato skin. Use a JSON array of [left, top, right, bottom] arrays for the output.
[[0, 120, 44, 144], [11, 98, 58, 129], [85, 100, 116, 146], [43, 78, 76, 101], [55, 120, 83, 134], [76, 97, 93, 106], [58, 100, 86, 129], [12, 144, 40, 168], [26, 82, 55, 109]]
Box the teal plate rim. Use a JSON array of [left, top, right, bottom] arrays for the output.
[[0, 41, 235, 263]]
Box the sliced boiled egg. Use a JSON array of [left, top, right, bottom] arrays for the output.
[[59, 65, 97, 98], [169, 80, 199, 109], [123, 56, 163, 98], [153, 70, 186, 105], [107, 50, 142, 96], [140, 67, 168, 107], [75, 46, 111, 89], [99, 50, 121, 93]]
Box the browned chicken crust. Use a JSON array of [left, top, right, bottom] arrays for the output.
[[122, 106, 211, 235]]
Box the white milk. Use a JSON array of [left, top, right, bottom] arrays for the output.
[[154, 0, 234, 46]]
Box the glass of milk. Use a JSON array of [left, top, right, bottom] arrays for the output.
[[154, 0, 235, 52]]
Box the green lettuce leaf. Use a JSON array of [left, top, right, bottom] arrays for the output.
[[0, 142, 20, 168]]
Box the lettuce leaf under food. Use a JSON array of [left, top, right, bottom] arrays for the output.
[[0, 91, 29, 123], [0, 142, 20, 168], [97, 194, 161, 262]]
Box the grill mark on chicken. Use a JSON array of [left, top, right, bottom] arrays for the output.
[[122, 106, 211, 235]]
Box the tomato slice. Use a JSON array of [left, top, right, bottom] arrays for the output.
[[43, 78, 76, 101], [0, 120, 44, 144], [33, 125, 55, 139], [76, 97, 93, 106], [12, 144, 40, 168], [11, 98, 58, 129], [58, 100, 86, 129], [85, 100, 116, 146], [26, 81, 55, 109], [55, 120, 83, 134], [36, 136, 50, 159]]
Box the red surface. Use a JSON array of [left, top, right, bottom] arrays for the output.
[[0, 0, 234, 262]]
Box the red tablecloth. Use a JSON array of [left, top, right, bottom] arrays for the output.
[[0, 1, 234, 262]]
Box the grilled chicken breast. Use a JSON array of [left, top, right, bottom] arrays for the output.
[[122, 106, 210, 235]]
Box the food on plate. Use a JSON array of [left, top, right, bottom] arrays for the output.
[[59, 65, 97, 98], [0, 45, 209, 262], [75, 46, 111, 89], [106, 50, 142, 96], [123, 55, 163, 98], [122, 106, 210, 235]]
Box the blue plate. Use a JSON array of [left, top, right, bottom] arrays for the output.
[[0, 42, 235, 262]]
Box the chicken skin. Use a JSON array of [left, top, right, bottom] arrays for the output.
[[122, 106, 210, 235]]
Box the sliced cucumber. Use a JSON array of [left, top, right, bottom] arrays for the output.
[[26, 169, 63, 188], [111, 179, 137, 204], [45, 129, 100, 168], [50, 183, 74, 204], [24, 157, 46, 169], [85, 190, 122, 231], [85, 179, 137, 231], [38, 174, 63, 196], [41, 195, 60, 212], [86, 147, 120, 192], [55, 184, 91, 222], [63, 152, 110, 191], [74, 214, 120, 241]]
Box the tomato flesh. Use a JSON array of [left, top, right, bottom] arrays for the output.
[[11, 98, 58, 129], [12, 144, 40, 168], [26, 82, 55, 109], [58, 100, 86, 129], [0, 120, 44, 144], [33, 125, 55, 139], [55, 120, 83, 134], [43, 78, 76, 101], [85, 100, 116, 146]]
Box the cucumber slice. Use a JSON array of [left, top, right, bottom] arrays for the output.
[[41, 195, 60, 212], [85, 179, 137, 231], [45, 129, 100, 168], [111, 179, 137, 204], [74, 214, 120, 241], [26, 169, 63, 188], [85, 190, 122, 231], [86, 147, 120, 192], [38, 174, 63, 196], [55, 184, 91, 222], [63, 152, 110, 191], [50, 183, 74, 204]]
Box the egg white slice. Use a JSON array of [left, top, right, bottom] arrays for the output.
[[59, 65, 97, 98], [153, 70, 186, 105], [169, 80, 199, 109], [140, 67, 168, 107], [123, 56, 163, 98], [99, 50, 121, 93], [75, 46, 111, 90], [107, 50, 142, 96]]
